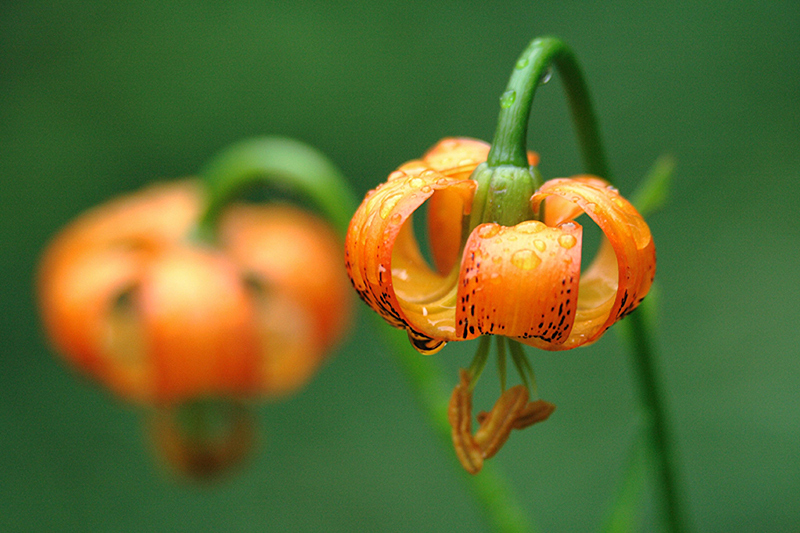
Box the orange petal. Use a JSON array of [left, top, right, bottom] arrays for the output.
[[345, 147, 478, 345], [219, 204, 351, 357], [528, 177, 656, 350], [138, 247, 260, 404], [455, 220, 582, 343], [37, 181, 199, 394], [402, 137, 490, 179]]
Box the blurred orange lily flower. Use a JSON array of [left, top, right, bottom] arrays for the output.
[[38, 180, 351, 475], [346, 137, 655, 355]]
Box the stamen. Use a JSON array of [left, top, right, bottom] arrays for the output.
[[512, 399, 556, 429], [496, 336, 507, 392], [467, 335, 492, 391], [508, 339, 538, 396], [447, 369, 483, 474], [474, 385, 529, 459]]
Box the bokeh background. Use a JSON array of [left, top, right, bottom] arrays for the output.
[[2, 1, 799, 531]]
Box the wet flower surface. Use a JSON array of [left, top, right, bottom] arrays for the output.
[[346, 137, 655, 472], [346, 137, 655, 353]]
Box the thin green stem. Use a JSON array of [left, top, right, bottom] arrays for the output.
[[487, 36, 610, 178], [380, 324, 535, 533], [195, 136, 356, 242], [507, 338, 531, 392], [497, 339, 508, 392], [618, 310, 688, 532], [468, 335, 493, 391]]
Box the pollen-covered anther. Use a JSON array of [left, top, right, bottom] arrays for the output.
[[448, 369, 483, 474], [511, 399, 556, 430], [474, 384, 529, 459]]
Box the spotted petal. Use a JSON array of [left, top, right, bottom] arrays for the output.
[[527, 177, 656, 350], [455, 220, 582, 342], [345, 139, 485, 346]]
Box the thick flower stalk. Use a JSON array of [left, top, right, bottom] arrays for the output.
[[345, 37, 656, 477], [38, 137, 353, 477]]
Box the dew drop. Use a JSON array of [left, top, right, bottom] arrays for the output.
[[380, 193, 403, 219], [558, 234, 577, 249], [436, 178, 450, 187], [515, 57, 529, 70], [407, 177, 425, 188], [500, 90, 517, 109], [421, 185, 432, 193], [511, 249, 541, 270], [477, 224, 501, 238], [516, 220, 546, 234], [407, 330, 446, 355], [389, 213, 402, 225], [539, 67, 553, 85], [534, 239, 546, 252]]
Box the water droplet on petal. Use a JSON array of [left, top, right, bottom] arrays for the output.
[[534, 239, 546, 252], [421, 185, 432, 193], [407, 177, 425, 188], [390, 213, 402, 225], [511, 249, 541, 270], [477, 225, 500, 238], [380, 193, 403, 219], [500, 90, 517, 109], [436, 178, 450, 187], [516, 220, 546, 234], [407, 330, 446, 355], [420, 169, 437, 178], [558, 234, 577, 249]]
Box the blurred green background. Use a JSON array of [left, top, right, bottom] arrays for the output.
[[2, 1, 799, 531]]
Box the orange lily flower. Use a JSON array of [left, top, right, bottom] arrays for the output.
[[346, 137, 654, 353], [38, 180, 351, 475], [346, 137, 655, 473]]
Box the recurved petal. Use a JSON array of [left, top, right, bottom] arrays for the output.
[[414, 137, 490, 179], [421, 138, 490, 275], [138, 247, 260, 404], [455, 220, 582, 343], [219, 204, 351, 353], [540, 176, 609, 226], [345, 163, 475, 344], [528, 178, 656, 350]]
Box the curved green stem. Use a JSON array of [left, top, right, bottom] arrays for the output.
[[195, 136, 356, 241], [487, 36, 686, 531], [487, 36, 609, 178]]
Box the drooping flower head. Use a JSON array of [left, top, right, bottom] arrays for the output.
[[38, 138, 354, 477], [345, 39, 656, 473]]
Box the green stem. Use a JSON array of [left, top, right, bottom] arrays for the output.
[[618, 310, 688, 532], [380, 324, 535, 533], [490, 35, 686, 531], [195, 136, 356, 242], [487, 36, 610, 178]]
